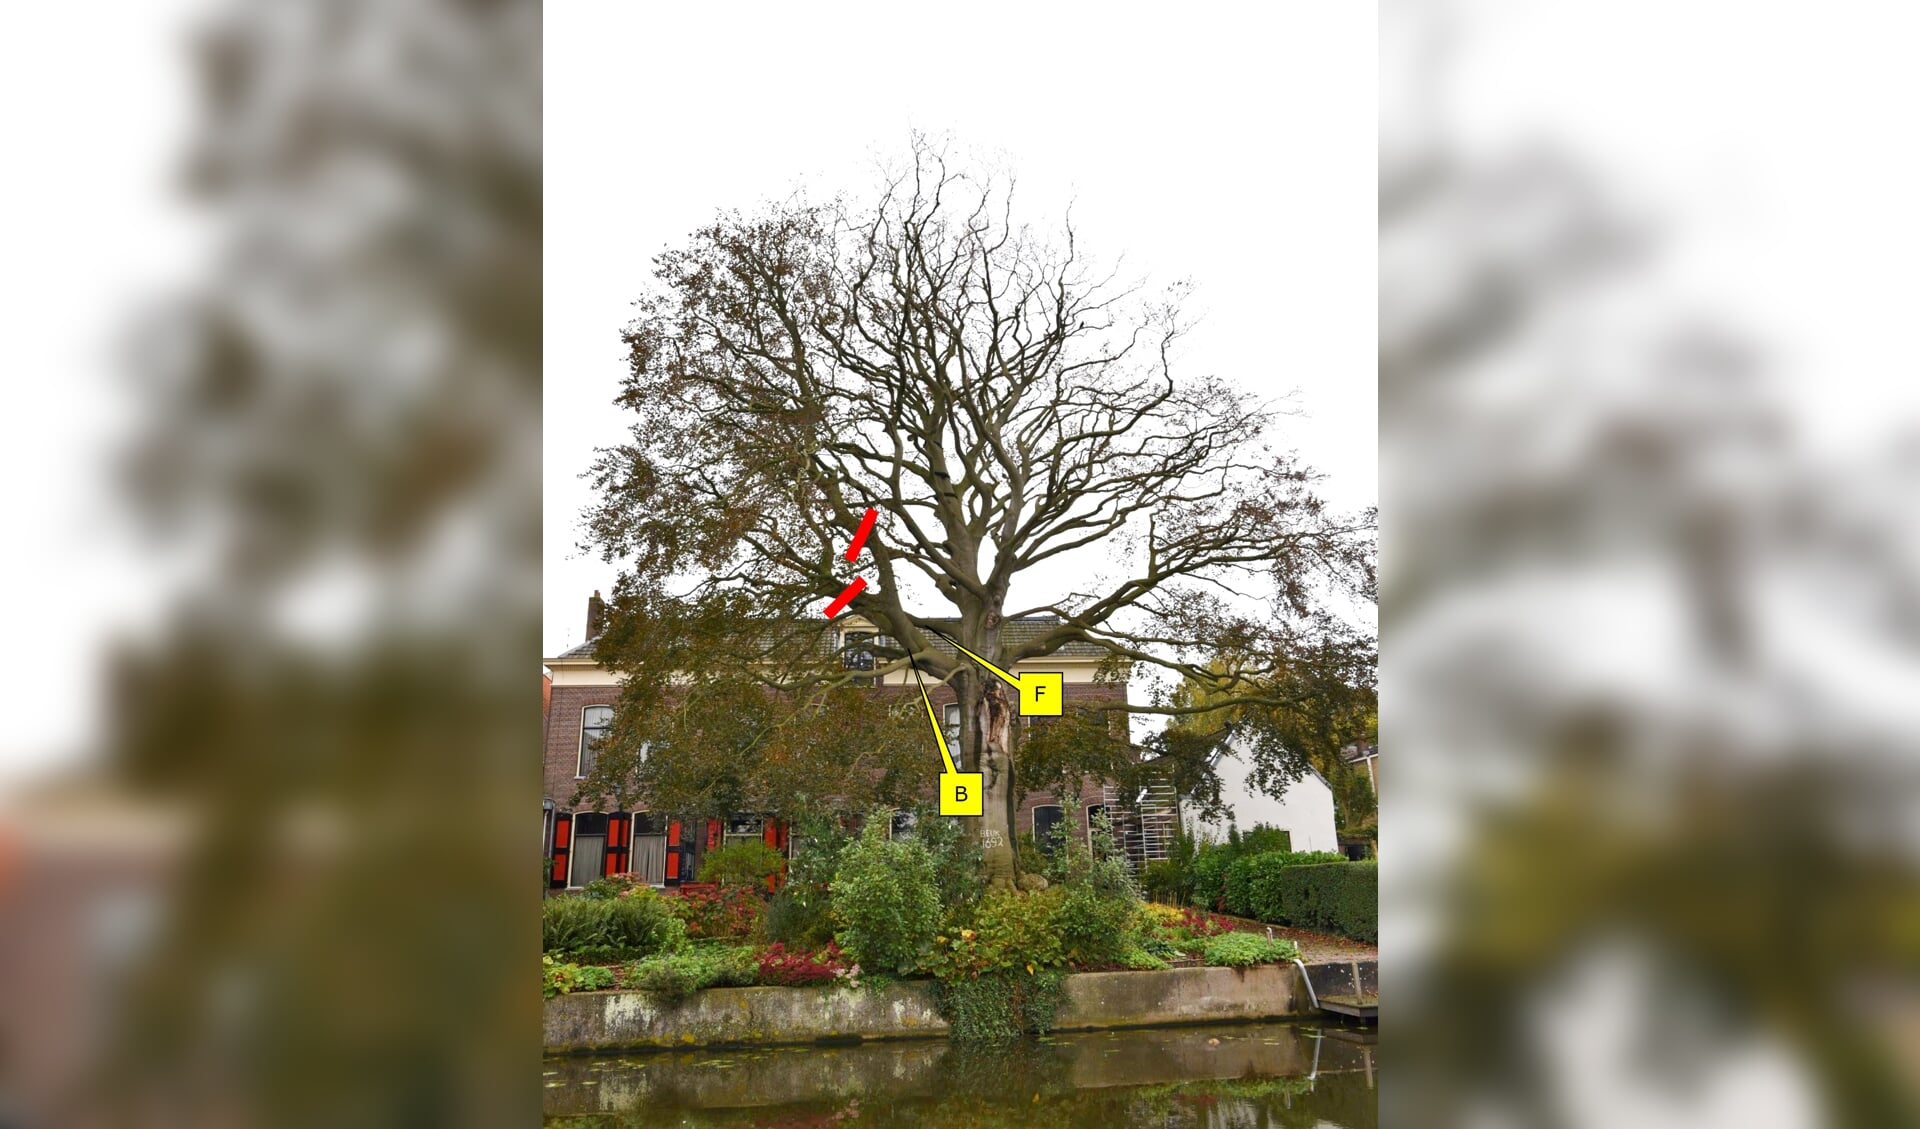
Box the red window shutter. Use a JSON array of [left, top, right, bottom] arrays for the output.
[[707, 819, 721, 849], [664, 820, 684, 883], [766, 820, 787, 892], [549, 814, 572, 888], [606, 813, 630, 876]]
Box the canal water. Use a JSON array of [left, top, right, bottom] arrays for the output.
[[543, 1020, 1377, 1128]]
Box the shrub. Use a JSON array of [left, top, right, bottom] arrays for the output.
[[1055, 883, 1142, 968], [542, 889, 684, 961], [1238, 861, 1377, 943], [830, 818, 941, 974], [927, 888, 1065, 978], [784, 815, 853, 890], [756, 941, 853, 987], [765, 815, 852, 948], [764, 888, 836, 948], [1141, 859, 1188, 904], [1222, 850, 1345, 917], [1231, 823, 1293, 855], [1177, 907, 1236, 939], [1038, 811, 1139, 901], [1143, 902, 1186, 927], [1138, 903, 1237, 960], [1119, 946, 1170, 971], [542, 955, 616, 997], [697, 840, 786, 889], [1190, 842, 1236, 912], [541, 896, 603, 954], [1188, 826, 1323, 911], [603, 890, 687, 954], [623, 944, 759, 1003], [910, 808, 986, 911], [934, 969, 1068, 1042], [1025, 810, 1143, 968], [1201, 932, 1301, 968], [669, 884, 763, 939], [1142, 832, 1198, 904], [580, 873, 653, 900]]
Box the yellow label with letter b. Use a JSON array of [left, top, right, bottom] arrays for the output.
[[941, 772, 984, 816]]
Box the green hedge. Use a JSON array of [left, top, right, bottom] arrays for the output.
[[1221, 850, 1345, 917], [1229, 858, 1376, 943], [1186, 825, 1304, 911]]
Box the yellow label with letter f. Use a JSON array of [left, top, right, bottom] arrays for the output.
[[928, 630, 1064, 716]]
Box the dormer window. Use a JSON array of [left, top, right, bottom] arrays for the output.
[[840, 631, 876, 671]]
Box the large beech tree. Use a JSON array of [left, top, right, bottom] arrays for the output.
[[581, 139, 1373, 885]]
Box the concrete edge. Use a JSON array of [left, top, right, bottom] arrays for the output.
[[544, 960, 1377, 1054]]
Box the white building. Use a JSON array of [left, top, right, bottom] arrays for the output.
[[1178, 735, 1340, 853]]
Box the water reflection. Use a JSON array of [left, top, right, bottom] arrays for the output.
[[543, 1021, 1376, 1128]]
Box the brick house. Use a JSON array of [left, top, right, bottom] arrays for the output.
[[541, 595, 1127, 891]]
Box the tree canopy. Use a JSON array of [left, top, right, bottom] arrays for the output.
[[577, 138, 1373, 866]]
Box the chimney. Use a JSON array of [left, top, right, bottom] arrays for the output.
[[585, 590, 605, 641]]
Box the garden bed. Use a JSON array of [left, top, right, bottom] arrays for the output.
[[542, 816, 1370, 1047], [1203, 912, 1378, 963]]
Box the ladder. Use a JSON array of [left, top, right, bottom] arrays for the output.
[[1103, 779, 1181, 873]]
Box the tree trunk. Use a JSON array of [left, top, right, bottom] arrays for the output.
[[974, 677, 1019, 889]]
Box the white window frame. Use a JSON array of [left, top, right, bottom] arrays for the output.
[[1031, 803, 1064, 850], [578, 705, 614, 779], [1084, 804, 1108, 848], [567, 810, 608, 889], [629, 813, 669, 888]]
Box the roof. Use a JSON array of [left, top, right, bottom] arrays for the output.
[[916, 617, 1110, 659], [548, 615, 1111, 664], [553, 638, 598, 661]]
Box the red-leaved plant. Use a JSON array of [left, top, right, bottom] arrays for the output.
[[756, 942, 856, 987], [668, 884, 763, 939], [1178, 908, 1236, 939]]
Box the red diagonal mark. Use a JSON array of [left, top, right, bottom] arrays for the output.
[[824, 576, 867, 618], [844, 507, 879, 562]]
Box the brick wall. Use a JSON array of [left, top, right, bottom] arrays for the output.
[[543, 677, 1125, 840], [544, 682, 620, 811]]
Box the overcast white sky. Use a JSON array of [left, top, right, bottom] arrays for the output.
[[0, 4, 202, 786], [11, 1, 1920, 777], [544, 2, 1380, 658]]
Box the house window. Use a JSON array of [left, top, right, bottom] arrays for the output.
[[840, 631, 876, 671], [1032, 804, 1064, 854], [1085, 804, 1108, 847], [724, 813, 766, 846], [943, 704, 961, 746], [579, 706, 614, 778], [570, 812, 608, 887], [630, 814, 668, 886], [889, 809, 917, 840]]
